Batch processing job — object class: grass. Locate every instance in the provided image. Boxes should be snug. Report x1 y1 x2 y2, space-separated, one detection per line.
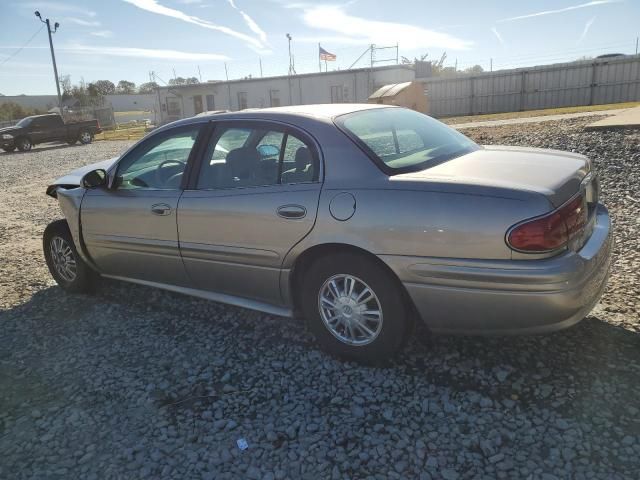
94 125 148 142
441 102 640 125
114 110 151 117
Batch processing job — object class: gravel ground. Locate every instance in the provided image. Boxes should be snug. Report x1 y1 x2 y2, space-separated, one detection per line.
1 120 639 479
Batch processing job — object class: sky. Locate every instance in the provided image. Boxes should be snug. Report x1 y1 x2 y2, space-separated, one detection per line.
0 0 638 95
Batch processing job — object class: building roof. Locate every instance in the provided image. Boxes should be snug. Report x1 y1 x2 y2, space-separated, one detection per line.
368 82 413 100
158 64 414 91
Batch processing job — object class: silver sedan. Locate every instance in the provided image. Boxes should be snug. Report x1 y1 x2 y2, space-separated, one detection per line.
43 104 612 362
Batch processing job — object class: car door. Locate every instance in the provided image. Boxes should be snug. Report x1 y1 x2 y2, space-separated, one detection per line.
28 117 48 144
81 124 204 286
177 120 322 305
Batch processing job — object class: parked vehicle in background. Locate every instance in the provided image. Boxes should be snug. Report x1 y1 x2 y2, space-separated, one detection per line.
42 104 612 363
0 113 102 152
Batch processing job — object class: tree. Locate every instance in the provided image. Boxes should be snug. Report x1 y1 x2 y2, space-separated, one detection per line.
464 65 484 74
116 80 136 94
138 81 159 93
168 76 199 86
92 80 116 95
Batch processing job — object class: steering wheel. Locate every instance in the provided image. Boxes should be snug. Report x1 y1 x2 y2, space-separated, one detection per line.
155 159 186 187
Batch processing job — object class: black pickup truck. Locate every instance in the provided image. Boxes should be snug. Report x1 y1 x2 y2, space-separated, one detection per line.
0 113 102 152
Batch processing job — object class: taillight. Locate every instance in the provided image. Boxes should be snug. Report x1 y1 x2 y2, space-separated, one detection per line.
507 194 587 252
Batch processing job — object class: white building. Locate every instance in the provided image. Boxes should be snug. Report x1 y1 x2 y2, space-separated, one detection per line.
157 65 416 123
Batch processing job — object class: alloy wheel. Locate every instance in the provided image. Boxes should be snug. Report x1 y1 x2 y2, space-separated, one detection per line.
50 236 77 282
318 274 383 346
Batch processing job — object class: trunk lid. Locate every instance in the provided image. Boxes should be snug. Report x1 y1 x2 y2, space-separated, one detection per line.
394 145 591 208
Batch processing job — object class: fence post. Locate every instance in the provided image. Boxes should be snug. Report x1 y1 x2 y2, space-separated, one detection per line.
520 71 526 111
589 61 597 106
469 77 475 116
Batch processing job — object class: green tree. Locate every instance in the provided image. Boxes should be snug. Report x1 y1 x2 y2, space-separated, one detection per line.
116 80 136 94
138 81 159 93
93 80 116 95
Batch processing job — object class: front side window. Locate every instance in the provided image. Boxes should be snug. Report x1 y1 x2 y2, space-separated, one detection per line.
197 125 317 190
336 108 478 173
116 126 201 190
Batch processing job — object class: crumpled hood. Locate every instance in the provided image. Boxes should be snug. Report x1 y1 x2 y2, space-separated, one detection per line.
47 156 119 192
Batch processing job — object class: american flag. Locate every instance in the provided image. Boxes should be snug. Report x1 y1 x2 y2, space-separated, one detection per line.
319 46 336 61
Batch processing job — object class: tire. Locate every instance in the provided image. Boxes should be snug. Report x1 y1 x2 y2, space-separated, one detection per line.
43 220 98 293
300 252 409 363
2 146 16 153
78 129 92 145
15 137 32 152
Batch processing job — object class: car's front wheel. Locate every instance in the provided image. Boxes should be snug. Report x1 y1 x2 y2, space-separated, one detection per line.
301 252 410 363
16 137 32 152
43 220 98 293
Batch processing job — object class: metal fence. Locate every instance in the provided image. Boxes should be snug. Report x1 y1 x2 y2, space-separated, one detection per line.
423 54 640 117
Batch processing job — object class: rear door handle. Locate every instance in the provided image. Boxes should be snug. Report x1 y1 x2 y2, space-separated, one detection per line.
277 204 307 219
151 203 171 216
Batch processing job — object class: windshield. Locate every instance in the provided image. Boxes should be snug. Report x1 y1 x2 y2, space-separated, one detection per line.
336 108 479 173
16 117 32 127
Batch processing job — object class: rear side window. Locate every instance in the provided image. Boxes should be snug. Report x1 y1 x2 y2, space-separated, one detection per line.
336 108 478 173
197 125 318 190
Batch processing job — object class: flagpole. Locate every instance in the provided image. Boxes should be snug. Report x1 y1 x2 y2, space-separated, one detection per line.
319 43 321 72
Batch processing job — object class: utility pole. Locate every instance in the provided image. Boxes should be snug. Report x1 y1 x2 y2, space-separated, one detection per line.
197 65 202 83
490 58 493 72
259 58 263 77
636 36 638 55
35 11 62 116
286 33 296 75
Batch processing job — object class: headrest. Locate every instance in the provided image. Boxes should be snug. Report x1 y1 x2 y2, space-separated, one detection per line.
226 147 260 178
294 146 312 171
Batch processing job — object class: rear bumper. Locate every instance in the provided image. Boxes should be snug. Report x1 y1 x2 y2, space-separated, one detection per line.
381 204 612 335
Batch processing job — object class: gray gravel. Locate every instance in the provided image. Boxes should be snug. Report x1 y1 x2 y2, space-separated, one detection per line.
1 121 639 479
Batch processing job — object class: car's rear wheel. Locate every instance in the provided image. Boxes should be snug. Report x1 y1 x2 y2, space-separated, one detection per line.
300 252 409 363
16 137 32 152
78 129 92 145
2 146 16 153
43 220 98 293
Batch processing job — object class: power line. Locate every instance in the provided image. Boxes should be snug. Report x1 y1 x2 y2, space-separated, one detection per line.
0 25 45 67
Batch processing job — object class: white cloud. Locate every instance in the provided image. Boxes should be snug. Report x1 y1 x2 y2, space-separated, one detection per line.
21 1 97 17
491 27 504 46
90 30 113 38
122 0 268 52
297 5 472 50
62 44 229 61
578 16 597 44
64 17 101 27
498 0 620 23
227 0 268 44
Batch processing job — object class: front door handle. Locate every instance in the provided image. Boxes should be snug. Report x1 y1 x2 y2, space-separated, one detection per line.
151 203 171 216
277 204 307 219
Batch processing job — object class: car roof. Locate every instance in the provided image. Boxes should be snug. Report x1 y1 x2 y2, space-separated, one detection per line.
159 103 396 135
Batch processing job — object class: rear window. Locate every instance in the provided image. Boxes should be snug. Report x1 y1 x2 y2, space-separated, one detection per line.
336 108 478 173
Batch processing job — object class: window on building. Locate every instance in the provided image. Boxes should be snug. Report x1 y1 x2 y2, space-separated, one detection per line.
167 99 181 117
193 95 204 114
206 94 215 111
237 92 248 110
330 85 344 103
269 90 281 107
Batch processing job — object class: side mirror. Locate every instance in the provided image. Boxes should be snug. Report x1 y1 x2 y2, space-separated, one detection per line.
257 144 280 159
81 169 107 189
